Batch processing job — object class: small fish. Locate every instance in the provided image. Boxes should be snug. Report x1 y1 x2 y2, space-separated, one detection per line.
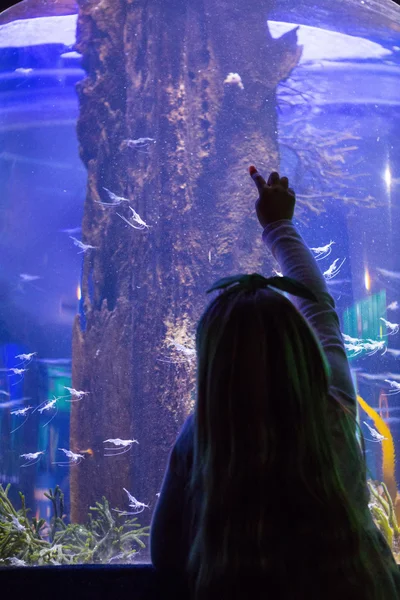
38 358 71 365
49 369 72 378
326 278 351 286
0 397 29 409
59 226 81 235
377 268 400 280
14 68 33 74
78 448 94 457
20 273 41 282
386 348 400 358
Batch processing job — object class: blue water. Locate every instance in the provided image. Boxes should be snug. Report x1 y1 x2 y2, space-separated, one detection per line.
0 0 400 566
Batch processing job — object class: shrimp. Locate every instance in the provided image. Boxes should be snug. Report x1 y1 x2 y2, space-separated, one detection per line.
342 333 359 344
64 386 89 401
11 405 33 416
387 301 399 311
53 448 85 466
69 236 97 254
15 352 37 367
120 138 155 153
343 335 386 357
158 337 196 365
116 206 150 230
344 342 365 357
20 451 44 467
33 396 59 427
363 421 386 442
15 352 37 361
384 379 400 395
323 258 346 280
97 187 130 207
310 240 335 261
8 368 26 376
0 367 28 386
113 488 149 515
37 398 57 413
103 438 139 456
380 317 399 336
10 405 33 433
10 515 25 532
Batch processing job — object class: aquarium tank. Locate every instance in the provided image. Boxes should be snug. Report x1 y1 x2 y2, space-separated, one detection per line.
0 0 400 567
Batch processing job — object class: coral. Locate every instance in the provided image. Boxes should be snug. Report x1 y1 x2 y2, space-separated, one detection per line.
0 485 149 566
368 480 400 563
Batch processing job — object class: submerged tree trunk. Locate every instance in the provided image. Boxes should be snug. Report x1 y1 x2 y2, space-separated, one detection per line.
70 0 302 524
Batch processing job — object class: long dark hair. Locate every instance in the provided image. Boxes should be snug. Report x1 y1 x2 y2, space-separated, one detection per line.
187 286 398 599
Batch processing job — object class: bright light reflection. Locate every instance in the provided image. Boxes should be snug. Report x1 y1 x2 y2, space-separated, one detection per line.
384 166 392 188
76 285 82 301
364 267 371 292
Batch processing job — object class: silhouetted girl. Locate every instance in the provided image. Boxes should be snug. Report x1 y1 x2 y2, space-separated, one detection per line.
151 169 400 599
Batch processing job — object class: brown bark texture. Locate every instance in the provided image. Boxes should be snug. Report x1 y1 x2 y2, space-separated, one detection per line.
70 0 302 524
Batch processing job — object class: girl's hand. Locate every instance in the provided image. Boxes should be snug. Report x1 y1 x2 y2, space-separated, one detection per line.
249 166 296 228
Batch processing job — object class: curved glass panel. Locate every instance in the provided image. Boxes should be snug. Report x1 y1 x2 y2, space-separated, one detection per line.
0 0 399 568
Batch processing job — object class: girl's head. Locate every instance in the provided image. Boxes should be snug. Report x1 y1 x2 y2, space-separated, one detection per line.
194 284 332 484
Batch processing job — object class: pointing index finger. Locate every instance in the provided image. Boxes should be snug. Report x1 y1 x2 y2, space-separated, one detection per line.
249 165 266 191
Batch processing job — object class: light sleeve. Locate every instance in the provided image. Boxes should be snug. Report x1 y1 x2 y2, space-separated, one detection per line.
262 219 357 416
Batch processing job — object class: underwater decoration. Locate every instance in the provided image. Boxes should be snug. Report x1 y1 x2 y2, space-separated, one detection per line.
0 484 149 566
357 394 399 520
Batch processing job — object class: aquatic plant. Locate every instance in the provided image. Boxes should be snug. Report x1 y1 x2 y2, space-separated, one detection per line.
0 484 149 566
368 480 400 563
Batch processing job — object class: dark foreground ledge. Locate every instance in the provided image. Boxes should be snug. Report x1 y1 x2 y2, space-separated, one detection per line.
2 563 400 598
0 564 189 599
